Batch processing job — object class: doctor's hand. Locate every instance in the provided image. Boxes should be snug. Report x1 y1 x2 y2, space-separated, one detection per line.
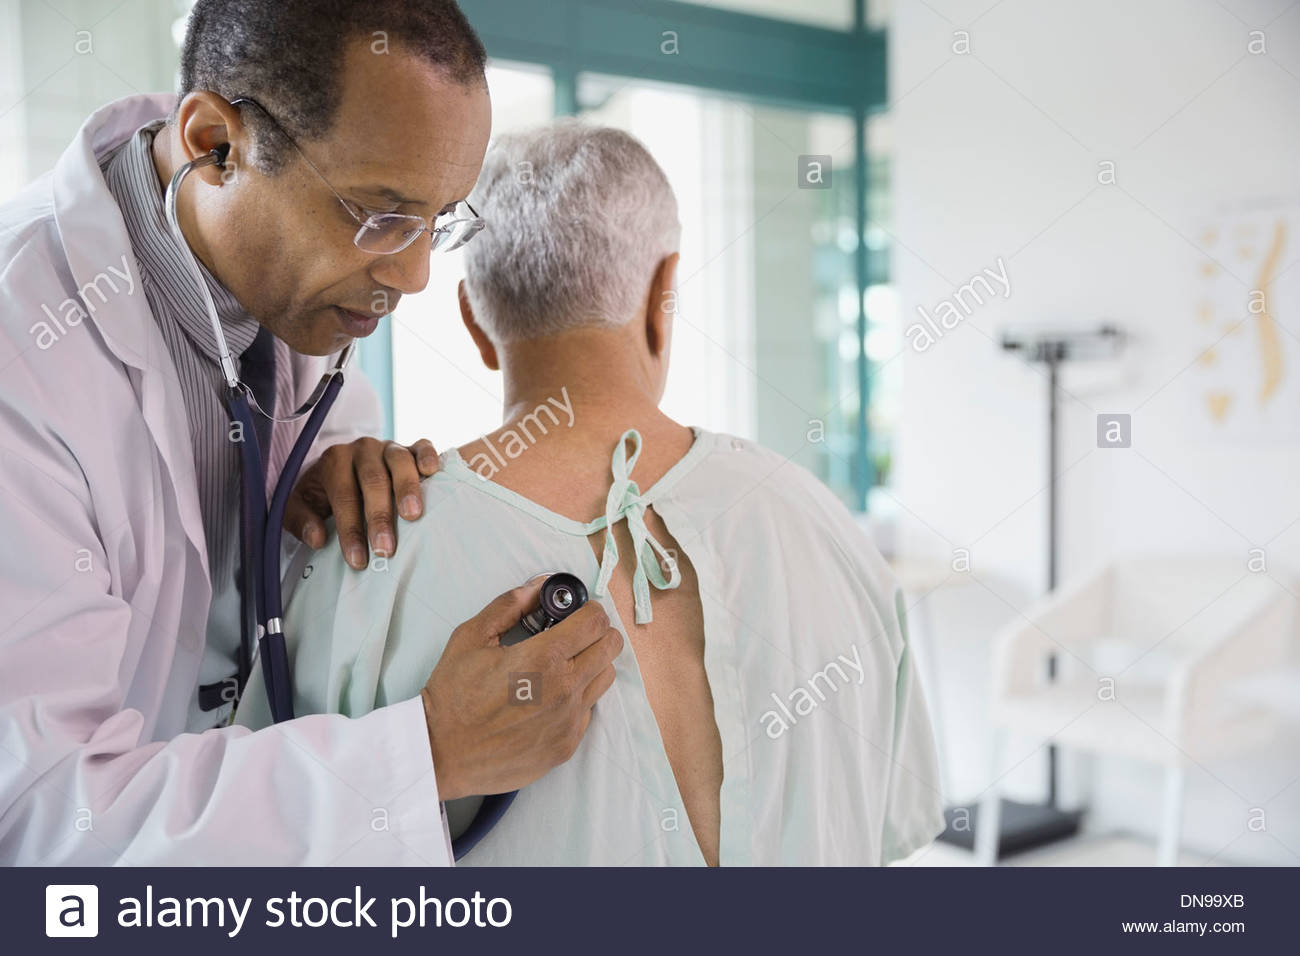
420 577 623 802
285 436 440 570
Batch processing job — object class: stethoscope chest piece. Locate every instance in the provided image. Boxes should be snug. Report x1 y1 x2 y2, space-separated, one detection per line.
500 572 589 647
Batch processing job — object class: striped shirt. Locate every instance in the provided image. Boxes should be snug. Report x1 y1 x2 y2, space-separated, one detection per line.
99 121 302 729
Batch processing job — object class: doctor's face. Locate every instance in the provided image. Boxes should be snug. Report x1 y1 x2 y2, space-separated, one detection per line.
202 39 492 356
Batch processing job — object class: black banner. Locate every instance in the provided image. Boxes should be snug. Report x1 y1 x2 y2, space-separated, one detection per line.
5 865 1292 953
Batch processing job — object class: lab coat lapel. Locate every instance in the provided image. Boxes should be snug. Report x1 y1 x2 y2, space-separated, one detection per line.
51 93 211 583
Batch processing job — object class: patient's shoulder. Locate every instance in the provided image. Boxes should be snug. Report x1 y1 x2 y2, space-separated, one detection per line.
684 431 857 521
674 430 893 581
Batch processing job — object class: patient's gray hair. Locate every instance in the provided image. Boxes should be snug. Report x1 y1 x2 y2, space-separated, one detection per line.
464 119 681 343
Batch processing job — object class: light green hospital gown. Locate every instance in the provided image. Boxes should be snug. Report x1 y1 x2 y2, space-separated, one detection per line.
234 426 946 865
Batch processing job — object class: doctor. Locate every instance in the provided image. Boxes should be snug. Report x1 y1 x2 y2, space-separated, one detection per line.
0 0 621 865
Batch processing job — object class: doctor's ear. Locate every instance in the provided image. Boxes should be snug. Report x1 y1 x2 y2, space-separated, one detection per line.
459 280 500 371
173 91 250 186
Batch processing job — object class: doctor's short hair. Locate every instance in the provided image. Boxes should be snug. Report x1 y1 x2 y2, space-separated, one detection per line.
464 120 682 344
179 0 486 172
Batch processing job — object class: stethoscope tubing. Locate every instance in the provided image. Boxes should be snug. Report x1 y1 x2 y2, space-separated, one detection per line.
453 791 518 861
228 371 346 725
231 390 266 698
258 372 346 723
165 146 353 727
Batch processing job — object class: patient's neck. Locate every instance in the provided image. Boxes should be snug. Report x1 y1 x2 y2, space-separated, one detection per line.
498 329 671 441
466 330 694 521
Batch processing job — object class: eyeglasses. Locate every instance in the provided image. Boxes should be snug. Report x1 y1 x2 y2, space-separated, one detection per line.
228 96 486 255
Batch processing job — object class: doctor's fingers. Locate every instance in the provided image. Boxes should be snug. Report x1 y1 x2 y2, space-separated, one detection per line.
383 438 439 522
528 601 612 661
531 626 620 712
464 576 552 644
572 629 622 706
282 465 332 549
311 442 374 569
338 438 421 564
409 438 439 476
579 661 618 712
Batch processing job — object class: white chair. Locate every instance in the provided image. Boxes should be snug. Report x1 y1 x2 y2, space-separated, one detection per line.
974 555 1296 866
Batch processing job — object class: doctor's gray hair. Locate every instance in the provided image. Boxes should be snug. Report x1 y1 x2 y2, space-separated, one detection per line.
179 0 486 172
464 120 682 344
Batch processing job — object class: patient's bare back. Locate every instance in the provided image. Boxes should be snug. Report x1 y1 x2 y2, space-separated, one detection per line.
461 421 723 865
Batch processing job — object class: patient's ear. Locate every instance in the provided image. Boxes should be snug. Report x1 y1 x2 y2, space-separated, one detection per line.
459 279 499 371
645 252 679 361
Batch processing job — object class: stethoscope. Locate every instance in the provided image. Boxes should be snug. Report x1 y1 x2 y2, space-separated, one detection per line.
164 144 354 725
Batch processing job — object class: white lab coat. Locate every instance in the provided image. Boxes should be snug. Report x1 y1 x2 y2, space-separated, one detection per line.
0 94 452 865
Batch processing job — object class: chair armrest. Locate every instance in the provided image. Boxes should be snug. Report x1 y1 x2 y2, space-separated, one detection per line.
1167 578 1297 738
991 564 1114 698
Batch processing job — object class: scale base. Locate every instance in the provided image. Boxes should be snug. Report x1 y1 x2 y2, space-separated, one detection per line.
936 798 1084 860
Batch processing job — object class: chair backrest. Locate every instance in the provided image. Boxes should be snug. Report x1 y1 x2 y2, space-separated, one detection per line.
1104 554 1292 658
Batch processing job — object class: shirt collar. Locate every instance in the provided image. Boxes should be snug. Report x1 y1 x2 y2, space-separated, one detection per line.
104 120 262 361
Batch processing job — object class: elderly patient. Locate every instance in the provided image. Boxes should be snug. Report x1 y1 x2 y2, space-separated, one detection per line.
235 120 945 866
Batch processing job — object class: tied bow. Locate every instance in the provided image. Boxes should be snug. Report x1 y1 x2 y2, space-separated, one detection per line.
590 429 681 623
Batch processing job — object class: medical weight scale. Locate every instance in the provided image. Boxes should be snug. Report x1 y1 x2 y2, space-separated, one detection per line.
935 325 1123 860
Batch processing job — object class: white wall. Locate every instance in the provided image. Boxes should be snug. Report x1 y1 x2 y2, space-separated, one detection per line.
892 0 1300 864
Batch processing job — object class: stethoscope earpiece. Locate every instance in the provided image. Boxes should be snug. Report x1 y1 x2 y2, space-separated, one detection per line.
211 142 231 168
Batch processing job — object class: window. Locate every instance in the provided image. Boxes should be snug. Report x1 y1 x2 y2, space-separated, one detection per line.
573 75 863 505
863 112 898 505
386 62 554 449
386 2 889 509
677 0 858 31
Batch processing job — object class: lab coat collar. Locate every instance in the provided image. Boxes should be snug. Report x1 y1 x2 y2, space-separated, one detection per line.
50 93 213 584
103 119 264 365
51 92 177 373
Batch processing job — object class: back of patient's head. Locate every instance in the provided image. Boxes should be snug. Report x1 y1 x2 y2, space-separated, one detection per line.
464 121 681 345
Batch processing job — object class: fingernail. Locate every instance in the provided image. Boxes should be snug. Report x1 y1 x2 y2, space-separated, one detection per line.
303 521 322 548
400 494 421 520
419 455 437 472
346 546 366 569
376 531 395 557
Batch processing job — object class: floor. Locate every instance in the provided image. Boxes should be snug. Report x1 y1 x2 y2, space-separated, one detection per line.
892 832 1226 867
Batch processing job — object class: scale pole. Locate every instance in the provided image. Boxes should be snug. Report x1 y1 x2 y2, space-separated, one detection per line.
1046 348 1060 807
